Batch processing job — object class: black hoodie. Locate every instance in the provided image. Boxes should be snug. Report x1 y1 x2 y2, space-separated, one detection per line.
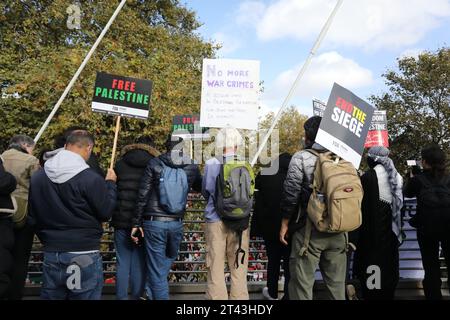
251 153 292 241
133 151 202 225
112 144 160 229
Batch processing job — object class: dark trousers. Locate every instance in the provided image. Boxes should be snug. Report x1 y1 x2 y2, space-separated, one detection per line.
264 239 291 300
114 228 146 300
0 218 14 299
417 230 450 300
7 223 34 300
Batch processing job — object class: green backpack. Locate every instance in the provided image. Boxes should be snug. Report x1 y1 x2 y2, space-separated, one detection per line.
214 158 255 268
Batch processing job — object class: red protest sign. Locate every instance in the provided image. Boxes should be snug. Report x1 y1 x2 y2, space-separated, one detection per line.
364 110 389 148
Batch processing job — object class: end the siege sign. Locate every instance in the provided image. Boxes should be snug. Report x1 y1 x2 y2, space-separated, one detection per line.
315 83 375 169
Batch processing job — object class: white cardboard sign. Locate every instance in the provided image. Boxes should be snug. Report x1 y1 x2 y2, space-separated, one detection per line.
200 59 260 130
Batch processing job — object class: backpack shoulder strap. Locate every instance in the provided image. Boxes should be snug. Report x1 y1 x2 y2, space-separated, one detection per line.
305 149 319 157
299 217 313 257
234 231 246 269
306 149 324 190
157 157 167 167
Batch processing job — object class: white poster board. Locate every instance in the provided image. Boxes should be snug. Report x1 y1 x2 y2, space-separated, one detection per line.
313 99 326 117
200 59 260 130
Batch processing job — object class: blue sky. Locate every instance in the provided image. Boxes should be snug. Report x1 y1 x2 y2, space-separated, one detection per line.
184 0 450 117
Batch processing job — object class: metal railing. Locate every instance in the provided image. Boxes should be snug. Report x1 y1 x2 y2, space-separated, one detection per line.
25 197 446 287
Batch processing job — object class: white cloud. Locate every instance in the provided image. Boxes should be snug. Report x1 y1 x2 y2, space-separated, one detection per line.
258 101 275 119
236 1 266 26
264 51 373 103
210 1 266 57
248 0 450 50
399 48 424 59
212 32 242 56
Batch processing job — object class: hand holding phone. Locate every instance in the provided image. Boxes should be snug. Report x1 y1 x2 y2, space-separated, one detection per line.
131 227 144 246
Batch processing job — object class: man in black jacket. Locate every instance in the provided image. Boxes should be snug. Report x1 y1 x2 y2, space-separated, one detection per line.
132 134 201 300
0 158 17 299
251 153 292 300
112 136 160 300
28 130 117 300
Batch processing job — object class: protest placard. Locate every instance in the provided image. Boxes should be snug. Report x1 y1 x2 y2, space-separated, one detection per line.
313 99 327 117
92 72 153 119
315 83 375 168
91 72 153 169
200 59 260 130
364 110 389 148
172 114 209 140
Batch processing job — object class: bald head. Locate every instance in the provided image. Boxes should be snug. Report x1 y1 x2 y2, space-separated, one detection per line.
65 130 94 161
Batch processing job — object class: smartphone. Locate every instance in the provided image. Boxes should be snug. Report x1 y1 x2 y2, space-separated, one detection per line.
132 229 143 246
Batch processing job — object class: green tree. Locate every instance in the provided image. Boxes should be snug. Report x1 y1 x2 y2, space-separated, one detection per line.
0 0 217 166
259 106 308 156
370 47 450 173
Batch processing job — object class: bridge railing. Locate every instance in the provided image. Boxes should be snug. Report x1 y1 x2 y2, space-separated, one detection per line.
25 196 447 287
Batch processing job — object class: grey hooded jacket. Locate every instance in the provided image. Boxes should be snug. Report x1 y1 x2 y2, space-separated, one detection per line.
280 143 327 231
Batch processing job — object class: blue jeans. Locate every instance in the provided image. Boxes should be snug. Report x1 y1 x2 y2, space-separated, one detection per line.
114 228 146 300
41 252 103 300
142 220 183 300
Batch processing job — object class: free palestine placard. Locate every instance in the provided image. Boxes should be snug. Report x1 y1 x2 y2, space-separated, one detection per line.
200 59 260 130
364 110 389 148
315 83 375 168
92 72 152 119
172 114 209 140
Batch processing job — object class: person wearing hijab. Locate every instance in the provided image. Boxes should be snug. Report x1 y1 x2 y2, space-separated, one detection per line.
352 146 404 300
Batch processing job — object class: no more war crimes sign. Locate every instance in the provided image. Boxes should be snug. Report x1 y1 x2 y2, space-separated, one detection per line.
92 72 153 119
315 83 375 168
200 59 260 130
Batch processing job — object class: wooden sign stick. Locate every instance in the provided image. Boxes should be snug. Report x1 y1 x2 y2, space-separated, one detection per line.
110 116 121 170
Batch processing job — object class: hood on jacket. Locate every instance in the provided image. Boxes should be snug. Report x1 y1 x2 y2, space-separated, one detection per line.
44 150 89 184
159 151 193 169
43 148 63 162
121 144 160 168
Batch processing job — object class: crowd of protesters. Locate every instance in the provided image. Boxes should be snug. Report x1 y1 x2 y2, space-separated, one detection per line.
0 116 449 301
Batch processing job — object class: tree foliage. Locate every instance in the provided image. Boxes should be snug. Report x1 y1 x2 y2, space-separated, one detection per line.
0 0 217 166
370 47 450 173
259 106 308 156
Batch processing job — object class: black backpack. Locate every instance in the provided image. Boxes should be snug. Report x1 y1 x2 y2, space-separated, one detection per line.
416 175 450 233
